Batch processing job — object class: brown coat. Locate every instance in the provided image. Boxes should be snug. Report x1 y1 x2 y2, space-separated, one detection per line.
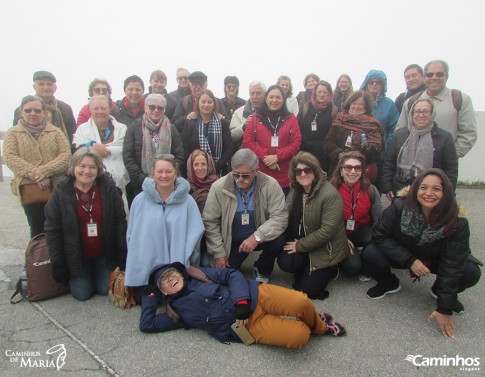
3 122 71 200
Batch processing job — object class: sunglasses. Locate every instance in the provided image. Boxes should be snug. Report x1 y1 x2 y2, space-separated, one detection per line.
93 87 109 94
232 172 253 179
160 268 178 285
368 80 382 86
177 76 189 81
23 108 43 114
148 105 165 112
294 167 313 176
343 164 362 173
425 72 446 78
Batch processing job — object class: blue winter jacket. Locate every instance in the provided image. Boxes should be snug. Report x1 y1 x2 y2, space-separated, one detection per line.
360 70 399 148
139 263 260 343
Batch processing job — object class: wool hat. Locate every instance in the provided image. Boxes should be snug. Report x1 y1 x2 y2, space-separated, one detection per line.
188 71 208 83
124 75 145 91
33 71 56 82
224 76 240 86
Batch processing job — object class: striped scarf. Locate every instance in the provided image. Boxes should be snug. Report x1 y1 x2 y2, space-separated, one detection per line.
198 114 222 163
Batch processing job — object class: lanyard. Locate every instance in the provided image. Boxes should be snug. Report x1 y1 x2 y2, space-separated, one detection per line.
350 186 361 220
76 186 96 222
238 188 254 213
266 116 281 135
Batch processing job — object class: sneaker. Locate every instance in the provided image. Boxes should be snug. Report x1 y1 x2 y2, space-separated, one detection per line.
323 319 347 337
366 278 401 299
358 274 372 282
319 311 334 322
252 267 269 284
430 283 464 314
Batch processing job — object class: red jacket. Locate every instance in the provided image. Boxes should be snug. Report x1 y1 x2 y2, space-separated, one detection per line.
242 113 301 188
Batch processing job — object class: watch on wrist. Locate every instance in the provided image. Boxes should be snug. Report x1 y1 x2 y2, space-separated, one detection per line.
254 234 261 243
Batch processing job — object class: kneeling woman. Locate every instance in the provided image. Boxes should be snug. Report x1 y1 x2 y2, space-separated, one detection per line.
363 168 482 338
125 154 204 303
278 152 349 299
45 147 128 301
140 262 346 348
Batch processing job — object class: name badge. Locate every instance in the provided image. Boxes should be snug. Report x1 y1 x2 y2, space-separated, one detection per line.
346 219 355 231
345 133 353 148
311 120 317 131
87 222 98 237
271 135 279 147
241 213 250 225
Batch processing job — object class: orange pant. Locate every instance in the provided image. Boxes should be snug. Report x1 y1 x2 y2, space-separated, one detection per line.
246 284 326 349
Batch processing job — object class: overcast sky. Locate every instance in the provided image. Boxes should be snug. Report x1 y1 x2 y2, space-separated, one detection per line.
1 0 483 132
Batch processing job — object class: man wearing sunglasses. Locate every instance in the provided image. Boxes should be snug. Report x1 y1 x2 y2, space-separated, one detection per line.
13 71 76 143
396 60 477 158
203 149 287 283
168 68 191 102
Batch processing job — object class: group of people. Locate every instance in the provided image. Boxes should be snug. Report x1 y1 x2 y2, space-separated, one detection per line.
2 59 481 347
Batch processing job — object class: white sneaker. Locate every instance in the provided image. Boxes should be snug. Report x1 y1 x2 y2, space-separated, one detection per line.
358 274 372 282
252 267 269 284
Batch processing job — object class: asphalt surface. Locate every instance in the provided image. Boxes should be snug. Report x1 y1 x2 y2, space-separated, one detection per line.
0 180 484 377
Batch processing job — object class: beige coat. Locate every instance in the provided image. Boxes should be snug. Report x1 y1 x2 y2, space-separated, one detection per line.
203 172 288 260
3 122 71 200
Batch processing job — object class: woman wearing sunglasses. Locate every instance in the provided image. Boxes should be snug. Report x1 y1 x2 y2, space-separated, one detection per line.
122 93 184 207
330 151 382 278
277 152 348 300
4 95 71 238
76 78 118 127
125 154 204 303
324 90 384 184
381 99 458 201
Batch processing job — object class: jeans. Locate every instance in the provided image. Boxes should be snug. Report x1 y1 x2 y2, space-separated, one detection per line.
69 255 110 301
229 234 285 275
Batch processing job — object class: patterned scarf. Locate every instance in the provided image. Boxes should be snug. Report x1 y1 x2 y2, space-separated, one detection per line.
141 113 172 175
332 111 384 147
44 99 68 138
186 153 218 190
401 207 444 246
198 114 222 163
396 103 436 182
20 119 47 140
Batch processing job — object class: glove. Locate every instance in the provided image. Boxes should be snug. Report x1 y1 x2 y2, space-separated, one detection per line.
235 303 250 320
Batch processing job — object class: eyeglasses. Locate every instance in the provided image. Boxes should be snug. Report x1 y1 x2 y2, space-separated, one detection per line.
343 164 362 172
93 87 109 94
413 109 431 116
177 76 188 81
367 80 382 86
160 268 178 285
23 108 43 114
232 172 253 180
148 105 165 112
425 72 446 78
294 167 313 176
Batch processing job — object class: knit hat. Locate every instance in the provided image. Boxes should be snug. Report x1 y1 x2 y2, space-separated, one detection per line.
33 71 56 82
124 75 145 91
224 76 239 86
188 71 208 83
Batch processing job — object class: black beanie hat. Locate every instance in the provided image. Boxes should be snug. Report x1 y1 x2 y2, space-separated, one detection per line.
124 75 144 91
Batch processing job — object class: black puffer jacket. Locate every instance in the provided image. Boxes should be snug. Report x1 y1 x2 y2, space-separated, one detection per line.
114 99 144 128
372 198 470 315
122 118 185 196
45 174 128 282
381 124 458 195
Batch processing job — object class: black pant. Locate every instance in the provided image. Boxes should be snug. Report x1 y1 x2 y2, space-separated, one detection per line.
363 243 481 291
339 224 373 275
23 202 46 238
229 234 285 275
277 251 338 299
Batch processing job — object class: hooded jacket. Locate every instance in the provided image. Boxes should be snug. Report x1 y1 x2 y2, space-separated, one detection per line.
360 70 399 148
139 262 260 343
125 177 204 286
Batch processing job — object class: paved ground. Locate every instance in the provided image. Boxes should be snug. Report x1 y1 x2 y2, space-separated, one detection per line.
0 180 483 377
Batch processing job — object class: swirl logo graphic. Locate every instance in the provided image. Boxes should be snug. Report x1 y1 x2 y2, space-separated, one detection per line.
46 344 66 371
404 355 421 366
